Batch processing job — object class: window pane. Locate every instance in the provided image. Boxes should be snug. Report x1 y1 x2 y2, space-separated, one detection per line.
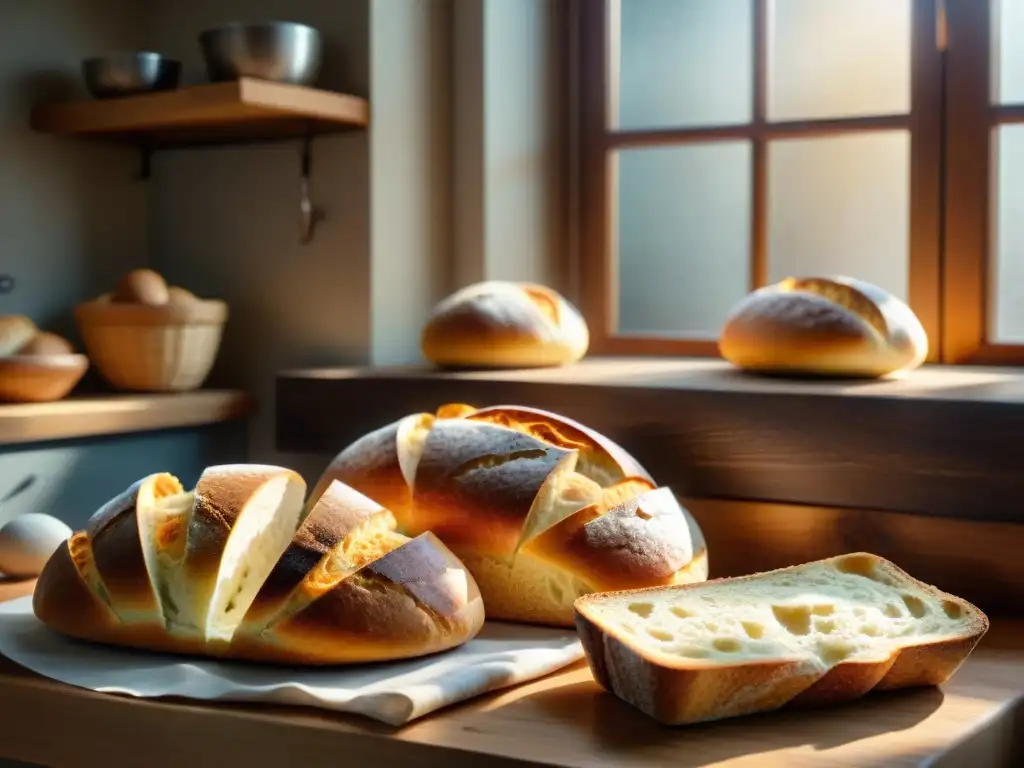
614 0 752 130
615 143 751 337
767 0 912 121
991 125 1024 342
996 0 1024 104
767 131 910 302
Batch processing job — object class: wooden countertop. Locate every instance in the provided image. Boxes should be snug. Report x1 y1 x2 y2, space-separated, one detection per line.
1 579 1023 767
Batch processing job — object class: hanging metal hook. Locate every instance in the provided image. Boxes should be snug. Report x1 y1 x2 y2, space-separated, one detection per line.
299 133 326 244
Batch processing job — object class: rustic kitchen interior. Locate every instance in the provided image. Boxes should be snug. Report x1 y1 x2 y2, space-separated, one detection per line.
3 1 1024 766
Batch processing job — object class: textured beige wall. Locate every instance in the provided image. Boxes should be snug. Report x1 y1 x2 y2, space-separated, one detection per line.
452 0 566 293
369 0 453 365
0 1 246 534
0 0 150 338
145 0 561 474
149 0 373 475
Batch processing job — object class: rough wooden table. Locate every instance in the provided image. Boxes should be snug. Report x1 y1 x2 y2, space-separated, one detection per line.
1 579 1022 767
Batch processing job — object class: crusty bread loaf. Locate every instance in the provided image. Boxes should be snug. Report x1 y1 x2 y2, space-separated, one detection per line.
574 553 988 726
719 276 928 378
32 466 485 665
421 281 590 368
313 404 707 627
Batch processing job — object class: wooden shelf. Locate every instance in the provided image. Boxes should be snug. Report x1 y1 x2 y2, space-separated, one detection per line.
276 358 1024 523
0 390 253 446
30 78 369 148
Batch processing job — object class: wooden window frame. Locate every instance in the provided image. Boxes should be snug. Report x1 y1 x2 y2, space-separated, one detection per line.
575 0 946 361
943 0 1024 363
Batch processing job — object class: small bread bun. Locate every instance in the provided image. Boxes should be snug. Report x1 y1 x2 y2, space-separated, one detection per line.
719 276 928 379
17 331 75 356
113 268 170 306
0 315 37 357
421 281 589 369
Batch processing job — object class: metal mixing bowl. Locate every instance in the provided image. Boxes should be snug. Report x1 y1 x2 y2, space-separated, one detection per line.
82 53 181 99
199 21 322 85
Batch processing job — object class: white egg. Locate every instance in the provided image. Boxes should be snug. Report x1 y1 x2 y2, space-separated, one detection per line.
0 513 73 578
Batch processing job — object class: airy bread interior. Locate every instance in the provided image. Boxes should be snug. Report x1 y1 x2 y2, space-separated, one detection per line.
205 475 307 642
139 489 196 628
396 413 435 486
514 452 603 554
580 554 980 671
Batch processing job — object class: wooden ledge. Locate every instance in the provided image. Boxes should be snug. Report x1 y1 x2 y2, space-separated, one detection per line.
276 358 1024 522
0 390 253 446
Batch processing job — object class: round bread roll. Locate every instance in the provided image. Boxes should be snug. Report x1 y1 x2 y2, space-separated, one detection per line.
719 276 929 378
313 404 707 627
0 315 37 357
17 331 74 356
32 465 484 664
167 286 199 307
112 268 170 305
421 281 589 368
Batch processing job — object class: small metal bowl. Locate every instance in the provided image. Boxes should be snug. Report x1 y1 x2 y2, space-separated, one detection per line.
82 52 182 99
199 21 322 86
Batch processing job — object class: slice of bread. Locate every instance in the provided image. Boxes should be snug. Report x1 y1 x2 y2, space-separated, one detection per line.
574 553 989 726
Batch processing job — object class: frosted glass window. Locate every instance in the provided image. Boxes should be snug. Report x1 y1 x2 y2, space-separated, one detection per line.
990 125 1024 342
615 143 751 337
767 0 912 121
615 0 752 130
767 132 911 302
996 0 1024 104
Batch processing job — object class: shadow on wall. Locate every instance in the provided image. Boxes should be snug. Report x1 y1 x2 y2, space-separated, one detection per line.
0 424 248 530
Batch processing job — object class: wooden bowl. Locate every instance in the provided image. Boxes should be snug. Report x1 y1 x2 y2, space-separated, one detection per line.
0 355 89 403
74 299 228 393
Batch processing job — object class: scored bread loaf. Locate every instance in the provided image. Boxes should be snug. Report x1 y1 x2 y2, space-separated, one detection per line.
421 281 590 368
313 404 707 627
574 553 988 726
719 276 928 378
33 465 484 664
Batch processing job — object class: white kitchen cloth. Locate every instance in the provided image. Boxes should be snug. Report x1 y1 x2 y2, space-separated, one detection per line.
0 596 584 726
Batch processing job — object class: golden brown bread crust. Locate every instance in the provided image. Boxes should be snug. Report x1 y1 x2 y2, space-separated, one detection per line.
33 534 121 644
308 413 429 526
466 405 652 484
242 481 390 628
573 553 989 725
421 281 590 369
412 418 574 556
527 486 708 592
86 474 183 625
32 534 208 657
32 467 485 664
315 404 707 627
238 533 485 665
719 276 929 378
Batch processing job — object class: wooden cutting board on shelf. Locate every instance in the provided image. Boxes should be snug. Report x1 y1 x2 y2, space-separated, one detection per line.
0 581 1023 767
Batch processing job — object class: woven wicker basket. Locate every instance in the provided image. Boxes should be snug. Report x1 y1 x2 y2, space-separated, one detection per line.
74 299 228 392
0 355 89 402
